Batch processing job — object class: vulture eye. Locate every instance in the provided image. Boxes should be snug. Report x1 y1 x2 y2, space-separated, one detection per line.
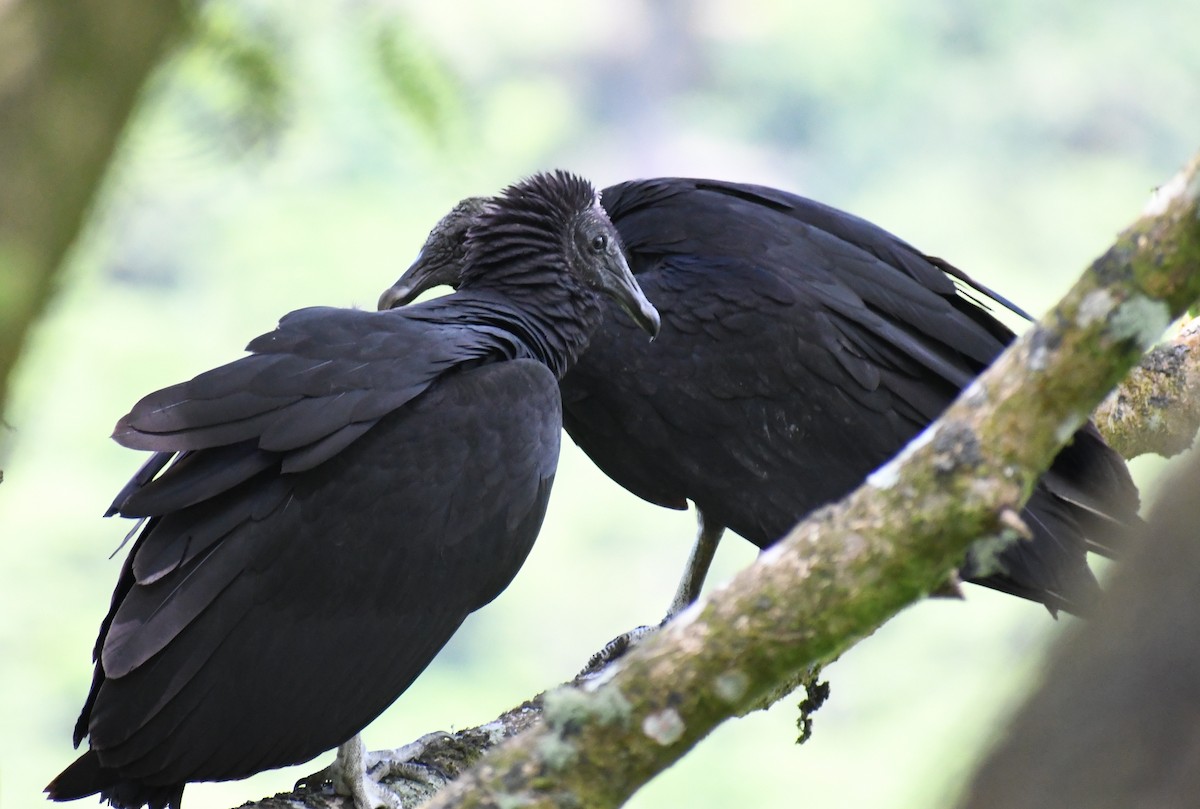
590 234 608 252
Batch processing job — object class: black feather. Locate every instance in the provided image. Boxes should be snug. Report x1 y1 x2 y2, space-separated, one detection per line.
382 176 1142 617
48 171 652 809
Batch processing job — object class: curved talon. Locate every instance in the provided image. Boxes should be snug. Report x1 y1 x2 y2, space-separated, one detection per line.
295 730 456 808
293 766 335 795
332 734 403 809
579 624 658 677
370 731 453 793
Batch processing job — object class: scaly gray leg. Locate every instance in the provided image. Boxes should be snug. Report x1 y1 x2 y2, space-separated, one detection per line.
666 509 726 616
332 734 402 809
579 510 728 678
297 729 451 801
297 731 453 809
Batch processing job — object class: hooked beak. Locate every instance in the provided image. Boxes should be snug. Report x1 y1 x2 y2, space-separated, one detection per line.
378 250 458 311
598 249 660 339
379 197 490 311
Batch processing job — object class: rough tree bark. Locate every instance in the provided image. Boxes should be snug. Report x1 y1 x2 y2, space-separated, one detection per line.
1093 316 1200 460
238 156 1200 809
0 0 186 425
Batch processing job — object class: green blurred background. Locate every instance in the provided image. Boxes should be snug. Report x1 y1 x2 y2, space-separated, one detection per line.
3 1 1197 807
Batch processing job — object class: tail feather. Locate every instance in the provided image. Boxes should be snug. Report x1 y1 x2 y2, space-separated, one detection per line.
47 750 183 809
959 487 1101 617
959 422 1143 617
1039 422 1143 558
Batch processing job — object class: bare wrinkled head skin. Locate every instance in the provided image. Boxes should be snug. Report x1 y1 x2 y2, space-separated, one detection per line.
562 195 661 338
377 197 487 311
380 180 660 338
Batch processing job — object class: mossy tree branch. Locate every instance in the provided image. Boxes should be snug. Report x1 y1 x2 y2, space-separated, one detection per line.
1094 316 1200 459
241 156 1200 809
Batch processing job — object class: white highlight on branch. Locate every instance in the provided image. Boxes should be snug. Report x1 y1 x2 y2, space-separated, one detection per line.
1143 169 1188 217
1111 295 1173 352
642 708 685 746
714 670 749 703
867 424 939 490
1056 413 1087 444
1077 289 1116 328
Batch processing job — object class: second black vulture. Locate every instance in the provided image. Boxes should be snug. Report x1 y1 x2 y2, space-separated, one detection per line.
46 171 659 809
379 177 1141 618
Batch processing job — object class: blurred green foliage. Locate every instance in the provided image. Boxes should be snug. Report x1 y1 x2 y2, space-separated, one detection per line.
176 2 291 152
2 1 1195 807
372 20 464 146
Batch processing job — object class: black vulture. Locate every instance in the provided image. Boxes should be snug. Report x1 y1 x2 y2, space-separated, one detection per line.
46 171 660 809
379 177 1141 618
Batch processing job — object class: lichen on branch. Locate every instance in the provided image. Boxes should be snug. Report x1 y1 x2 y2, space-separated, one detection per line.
1094 317 1200 459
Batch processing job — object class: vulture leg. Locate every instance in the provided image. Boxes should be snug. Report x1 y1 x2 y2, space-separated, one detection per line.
369 731 455 795
579 511 727 677
301 732 453 808
666 509 726 617
578 624 658 677
331 734 402 809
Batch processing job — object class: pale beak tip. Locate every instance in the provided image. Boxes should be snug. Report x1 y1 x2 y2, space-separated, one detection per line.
378 283 413 311
638 302 661 340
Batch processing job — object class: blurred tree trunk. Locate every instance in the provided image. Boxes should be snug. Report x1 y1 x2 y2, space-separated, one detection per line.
955 443 1200 809
0 0 185 429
